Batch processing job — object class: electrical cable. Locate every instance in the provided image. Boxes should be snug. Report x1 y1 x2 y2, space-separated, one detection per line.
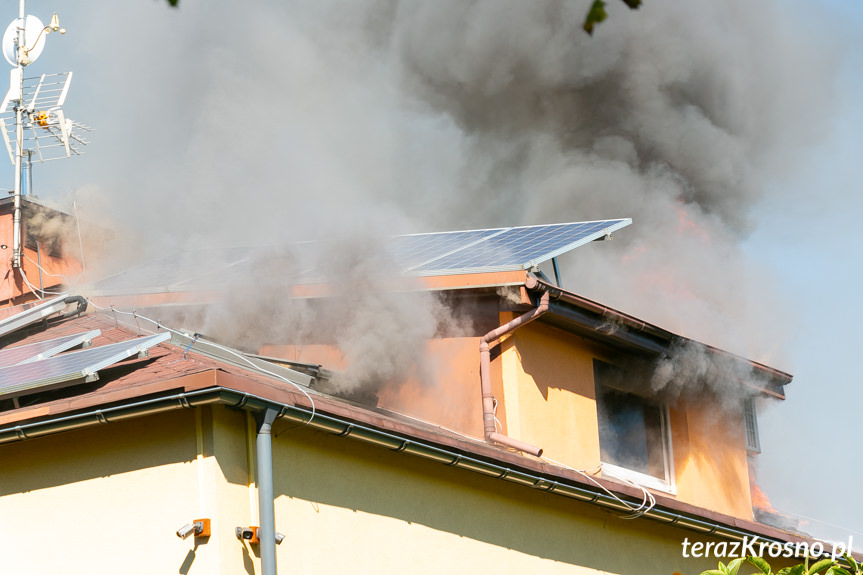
85 299 316 426
24 254 83 286
540 455 656 518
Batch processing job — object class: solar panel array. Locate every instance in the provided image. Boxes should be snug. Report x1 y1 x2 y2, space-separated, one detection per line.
0 330 100 368
0 294 70 338
0 333 169 401
89 219 632 294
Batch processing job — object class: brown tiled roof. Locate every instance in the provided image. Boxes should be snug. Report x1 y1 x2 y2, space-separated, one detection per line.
0 312 291 425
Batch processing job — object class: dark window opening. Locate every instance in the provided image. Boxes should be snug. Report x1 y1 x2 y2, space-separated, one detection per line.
594 360 671 484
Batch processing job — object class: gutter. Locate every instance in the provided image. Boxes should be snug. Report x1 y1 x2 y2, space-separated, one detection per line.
0 387 809 550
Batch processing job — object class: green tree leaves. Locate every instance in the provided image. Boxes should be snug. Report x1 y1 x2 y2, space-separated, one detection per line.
700 553 861 575
583 0 642 35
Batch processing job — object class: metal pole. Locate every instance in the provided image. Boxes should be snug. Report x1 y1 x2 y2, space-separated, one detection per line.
256 408 278 575
11 0 25 269
35 239 43 295
552 257 562 288
25 149 32 196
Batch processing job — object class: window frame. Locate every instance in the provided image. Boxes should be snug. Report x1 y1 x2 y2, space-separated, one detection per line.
593 360 677 494
743 397 761 454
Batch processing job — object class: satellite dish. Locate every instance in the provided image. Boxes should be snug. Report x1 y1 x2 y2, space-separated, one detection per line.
2 15 46 67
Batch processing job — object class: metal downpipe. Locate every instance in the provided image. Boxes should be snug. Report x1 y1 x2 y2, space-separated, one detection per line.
256 408 279 575
479 290 549 457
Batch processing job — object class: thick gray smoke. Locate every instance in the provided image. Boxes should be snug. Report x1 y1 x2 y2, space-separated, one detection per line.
38 1 843 387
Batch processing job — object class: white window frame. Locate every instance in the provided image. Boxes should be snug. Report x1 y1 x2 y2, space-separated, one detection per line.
595 384 676 494
599 402 676 495
743 397 761 454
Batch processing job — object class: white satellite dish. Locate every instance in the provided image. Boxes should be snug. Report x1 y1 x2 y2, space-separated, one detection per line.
2 15 46 67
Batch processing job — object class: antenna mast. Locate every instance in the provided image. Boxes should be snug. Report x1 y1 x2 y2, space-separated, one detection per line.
11 0 24 269
0 0 86 272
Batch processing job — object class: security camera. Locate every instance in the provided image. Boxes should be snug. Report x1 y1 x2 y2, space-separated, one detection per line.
176 519 210 539
236 527 256 541
176 522 201 540
235 527 285 545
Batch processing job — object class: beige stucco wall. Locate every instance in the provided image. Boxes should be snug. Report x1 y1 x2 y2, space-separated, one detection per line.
0 401 754 575
269 419 725 575
498 319 604 471
0 407 257 575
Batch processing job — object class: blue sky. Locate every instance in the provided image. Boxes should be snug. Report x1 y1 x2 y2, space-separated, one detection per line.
743 2 863 541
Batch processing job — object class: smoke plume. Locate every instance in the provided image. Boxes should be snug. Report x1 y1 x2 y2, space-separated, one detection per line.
38 0 845 387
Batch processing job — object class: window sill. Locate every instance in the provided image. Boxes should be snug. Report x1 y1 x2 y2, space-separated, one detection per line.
600 462 677 496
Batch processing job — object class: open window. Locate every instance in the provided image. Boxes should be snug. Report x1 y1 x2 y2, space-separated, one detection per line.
593 360 675 493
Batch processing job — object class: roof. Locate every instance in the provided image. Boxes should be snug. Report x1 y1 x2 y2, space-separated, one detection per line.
0 309 817 554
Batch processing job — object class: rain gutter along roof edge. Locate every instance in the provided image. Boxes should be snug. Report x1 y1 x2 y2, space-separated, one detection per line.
0 386 815 551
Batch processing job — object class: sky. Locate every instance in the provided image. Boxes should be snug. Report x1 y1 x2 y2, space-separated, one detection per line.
2 0 862 546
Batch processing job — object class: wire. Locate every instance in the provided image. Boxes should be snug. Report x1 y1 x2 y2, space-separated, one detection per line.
18 266 67 298
24 254 84 286
378 402 653 517
492 397 502 433
73 201 87 281
16 266 43 299
85 299 317 426
540 455 656 519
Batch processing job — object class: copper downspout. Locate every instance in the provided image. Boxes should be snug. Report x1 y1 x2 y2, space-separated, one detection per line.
479 288 548 457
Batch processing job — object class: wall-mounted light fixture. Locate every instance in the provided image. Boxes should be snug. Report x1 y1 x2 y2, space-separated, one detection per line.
176 518 211 540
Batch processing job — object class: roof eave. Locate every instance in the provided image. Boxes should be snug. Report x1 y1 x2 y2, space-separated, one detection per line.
524 277 792 396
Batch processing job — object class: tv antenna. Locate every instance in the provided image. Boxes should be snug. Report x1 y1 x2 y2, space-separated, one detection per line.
0 1 91 270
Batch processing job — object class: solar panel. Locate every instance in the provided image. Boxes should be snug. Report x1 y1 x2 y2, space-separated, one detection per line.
0 332 169 401
0 294 70 338
388 229 503 270
0 330 100 368
88 219 633 295
407 219 631 275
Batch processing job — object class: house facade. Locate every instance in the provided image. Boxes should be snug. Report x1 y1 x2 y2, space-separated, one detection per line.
0 209 814 575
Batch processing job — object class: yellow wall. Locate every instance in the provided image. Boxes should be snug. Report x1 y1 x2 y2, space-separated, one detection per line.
0 407 258 575
0 403 760 575
673 398 754 519
505 320 754 520
262 338 485 438
499 320 603 471
261 309 757 522
269 419 725 575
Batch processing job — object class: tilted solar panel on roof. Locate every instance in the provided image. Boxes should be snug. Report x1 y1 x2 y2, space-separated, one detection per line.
88 219 632 294
0 294 70 338
0 330 101 368
0 333 169 401
406 219 631 275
